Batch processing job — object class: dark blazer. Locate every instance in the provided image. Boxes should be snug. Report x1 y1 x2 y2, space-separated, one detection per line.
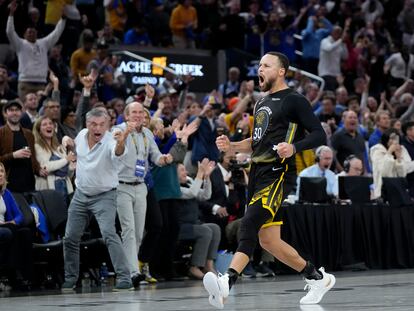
0 124 40 175
191 117 220 164
20 112 34 130
199 166 243 218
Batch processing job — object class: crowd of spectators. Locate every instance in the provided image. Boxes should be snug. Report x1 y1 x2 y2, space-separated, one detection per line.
1 0 414 290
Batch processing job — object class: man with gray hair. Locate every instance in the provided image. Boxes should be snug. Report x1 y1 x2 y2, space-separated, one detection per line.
62 108 133 291
114 101 173 287
296 145 338 199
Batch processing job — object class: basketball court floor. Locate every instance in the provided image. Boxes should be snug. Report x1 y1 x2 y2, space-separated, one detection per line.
2 269 414 311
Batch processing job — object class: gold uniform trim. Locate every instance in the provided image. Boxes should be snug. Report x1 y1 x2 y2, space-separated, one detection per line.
261 221 283 228
281 122 297 164
248 165 289 228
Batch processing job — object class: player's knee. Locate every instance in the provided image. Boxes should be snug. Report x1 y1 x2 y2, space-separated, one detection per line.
259 231 282 252
236 238 257 257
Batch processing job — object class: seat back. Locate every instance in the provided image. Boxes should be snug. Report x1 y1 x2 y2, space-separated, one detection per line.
382 177 412 207
11 192 35 228
32 190 68 238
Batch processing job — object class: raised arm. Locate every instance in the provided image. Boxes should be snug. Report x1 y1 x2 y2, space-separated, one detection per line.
6 0 22 49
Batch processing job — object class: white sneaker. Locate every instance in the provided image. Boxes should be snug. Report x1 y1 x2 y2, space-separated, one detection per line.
300 267 335 305
203 272 230 309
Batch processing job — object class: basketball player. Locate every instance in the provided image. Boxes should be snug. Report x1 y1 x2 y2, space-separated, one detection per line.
203 52 336 309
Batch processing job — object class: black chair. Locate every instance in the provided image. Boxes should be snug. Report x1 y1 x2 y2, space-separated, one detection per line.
382 177 413 207
32 190 67 241
30 190 68 287
11 192 36 229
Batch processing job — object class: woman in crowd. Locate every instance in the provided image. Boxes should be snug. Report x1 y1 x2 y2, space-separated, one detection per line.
33 116 76 204
370 128 414 198
177 159 219 279
0 161 33 289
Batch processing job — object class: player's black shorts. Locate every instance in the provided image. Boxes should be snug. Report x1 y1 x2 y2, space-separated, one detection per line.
247 162 296 227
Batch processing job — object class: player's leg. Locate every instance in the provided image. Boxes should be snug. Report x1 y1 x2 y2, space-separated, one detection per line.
258 225 336 304
203 201 271 309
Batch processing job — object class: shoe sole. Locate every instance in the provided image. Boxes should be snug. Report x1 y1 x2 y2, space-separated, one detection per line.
112 287 135 292
300 273 336 305
61 287 75 293
203 272 224 309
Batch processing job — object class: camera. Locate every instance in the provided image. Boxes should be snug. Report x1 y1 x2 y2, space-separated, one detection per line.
228 159 248 186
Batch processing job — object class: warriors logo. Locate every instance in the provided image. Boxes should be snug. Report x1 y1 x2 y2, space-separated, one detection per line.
253 108 270 141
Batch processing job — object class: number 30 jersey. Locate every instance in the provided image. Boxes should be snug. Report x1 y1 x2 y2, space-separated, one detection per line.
251 88 326 168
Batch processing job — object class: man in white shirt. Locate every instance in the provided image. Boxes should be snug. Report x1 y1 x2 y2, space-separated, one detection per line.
297 145 338 199
62 108 133 291
114 101 172 287
318 20 350 91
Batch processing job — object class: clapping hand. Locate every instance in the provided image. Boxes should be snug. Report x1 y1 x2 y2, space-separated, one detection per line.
175 121 199 144
159 154 173 166
197 158 215 178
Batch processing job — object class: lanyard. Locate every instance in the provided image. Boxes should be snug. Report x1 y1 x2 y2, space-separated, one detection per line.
131 131 148 158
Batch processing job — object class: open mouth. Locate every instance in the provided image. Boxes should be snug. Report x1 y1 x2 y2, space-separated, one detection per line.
259 74 265 85
94 133 102 139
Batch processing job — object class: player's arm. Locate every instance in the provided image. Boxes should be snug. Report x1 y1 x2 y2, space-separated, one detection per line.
216 135 252 154
277 94 326 158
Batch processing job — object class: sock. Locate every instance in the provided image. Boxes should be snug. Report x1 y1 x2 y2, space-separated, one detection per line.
226 268 239 289
301 261 323 280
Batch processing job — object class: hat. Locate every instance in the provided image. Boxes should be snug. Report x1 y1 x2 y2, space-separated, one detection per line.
227 97 240 111
3 99 22 112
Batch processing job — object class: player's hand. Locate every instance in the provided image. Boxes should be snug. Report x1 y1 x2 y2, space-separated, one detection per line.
274 142 295 158
216 135 230 152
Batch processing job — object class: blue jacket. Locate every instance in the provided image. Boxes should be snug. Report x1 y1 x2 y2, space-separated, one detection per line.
369 128 383 148
2 189 24 225
190 117 220 164
301 17 332 59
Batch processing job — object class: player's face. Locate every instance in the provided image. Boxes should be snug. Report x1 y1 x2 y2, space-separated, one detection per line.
258 54 285 92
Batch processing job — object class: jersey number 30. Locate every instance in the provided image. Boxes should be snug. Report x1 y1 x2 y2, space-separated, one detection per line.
253 127 263 140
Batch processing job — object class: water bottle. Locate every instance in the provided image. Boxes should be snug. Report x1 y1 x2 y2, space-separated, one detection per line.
100 262 109 286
